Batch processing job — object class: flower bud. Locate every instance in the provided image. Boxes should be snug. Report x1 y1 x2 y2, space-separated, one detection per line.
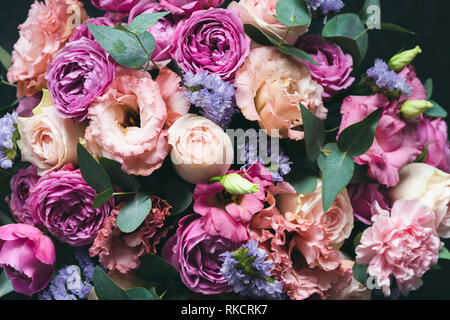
400 100 433 119
388 46 422 71
211 173 259 195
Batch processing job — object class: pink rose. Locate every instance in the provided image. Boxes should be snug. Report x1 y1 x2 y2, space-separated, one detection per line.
356 200 441 296
235 46 326 141
347 183 391 225
160 0 224 15
91 0 142 12
7 0 88 97
228 0 309 46
167 114 234 184
85 67 169 176
338 94 421 187
0 224 55 296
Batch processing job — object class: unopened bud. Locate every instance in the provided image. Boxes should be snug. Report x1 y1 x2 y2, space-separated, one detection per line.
388 46 422 71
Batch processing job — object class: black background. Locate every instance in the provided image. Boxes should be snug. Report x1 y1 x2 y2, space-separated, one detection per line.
0 0 449 299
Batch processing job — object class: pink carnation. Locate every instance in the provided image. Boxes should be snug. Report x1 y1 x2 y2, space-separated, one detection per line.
338 94 421 187
7 0 88 97
356 200 441 296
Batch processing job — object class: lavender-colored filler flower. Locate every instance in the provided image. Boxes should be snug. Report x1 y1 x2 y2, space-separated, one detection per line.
221 240 283 299
183 71 236 128
0 112 18 169
304 0 345 14
367 59 413 97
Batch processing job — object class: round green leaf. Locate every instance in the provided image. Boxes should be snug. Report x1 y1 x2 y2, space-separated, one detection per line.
116 192 152 233
127 287 159 300
300 104 326 161
275 0 311 27
93 267 130 300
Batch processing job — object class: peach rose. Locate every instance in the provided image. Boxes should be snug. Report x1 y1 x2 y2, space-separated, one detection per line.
17 97 85 175
228 0 309 46
7 0 87 97
168 114 234 184
276 180 354 249
235 46 326 140
85 67 169 176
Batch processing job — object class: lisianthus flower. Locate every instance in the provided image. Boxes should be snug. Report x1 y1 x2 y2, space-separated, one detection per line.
193 162 272 243
347 183 391 225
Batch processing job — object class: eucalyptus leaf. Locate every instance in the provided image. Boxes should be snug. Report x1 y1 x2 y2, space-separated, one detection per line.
127 287 159 300
0 46 12 71
0 270 13 298
300 104 326 161
439 247 450 260
353 263 369 285
274 0 310 27
243 24 279 46
77 143 112 193
158 172 193 215
285 158 319 195
0 210 13 226
93 188 114 209
93 267 130 300
127 12 170 34
136 254 179 283
317 142 339 172
424 78 433 100
99 158 141 191
424 100 447 118
278 46 318 65
380 23 417 35
116 192 152 233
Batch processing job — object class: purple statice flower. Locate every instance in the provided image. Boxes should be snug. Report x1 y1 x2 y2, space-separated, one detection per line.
183 71 236 128
0 112 19 169
74 248 95 281
220 240 283 299
304 0 345 14
367 59 413 97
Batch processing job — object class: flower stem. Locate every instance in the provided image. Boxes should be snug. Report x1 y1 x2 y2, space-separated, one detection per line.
278 27 291 47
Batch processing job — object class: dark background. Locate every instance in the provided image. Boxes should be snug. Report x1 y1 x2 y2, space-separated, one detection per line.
0 0 449 299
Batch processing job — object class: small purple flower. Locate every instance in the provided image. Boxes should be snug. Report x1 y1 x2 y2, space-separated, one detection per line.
0 112 18 169
184 71 236 128
304 0 345 14
367 59 413 97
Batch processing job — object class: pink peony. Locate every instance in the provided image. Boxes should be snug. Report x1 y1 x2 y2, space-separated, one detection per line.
356 200 441 296
0 224 55 296
193 162 272 242
347 183 391 225
160 0 224 16
91 0 143 12
89 196 172 274
85 66 169 176
235 46 325 141
338 94 421 187
7 0 88 97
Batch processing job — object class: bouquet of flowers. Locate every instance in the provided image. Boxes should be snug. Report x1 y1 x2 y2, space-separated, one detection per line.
0 0 448 301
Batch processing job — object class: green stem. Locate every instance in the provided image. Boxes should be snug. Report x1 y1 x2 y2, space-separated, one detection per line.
354 28 369 41
278 27 291 47
113 191 138 196
134 33 159 70
0 78 16 88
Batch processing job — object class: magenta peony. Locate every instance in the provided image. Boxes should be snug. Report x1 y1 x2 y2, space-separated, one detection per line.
69 16 117 42
0 224 55 296
91 0 142 12
296 35 355 101
27 164 113 247
171 8 250 81
347 183 391 225
160 0 224 15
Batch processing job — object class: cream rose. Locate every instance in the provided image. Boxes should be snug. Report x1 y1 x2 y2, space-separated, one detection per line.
17 97 85 175
168 114 234 184
228 0 309 46
388 163 450 238
276 180 354 249
235 46 326 140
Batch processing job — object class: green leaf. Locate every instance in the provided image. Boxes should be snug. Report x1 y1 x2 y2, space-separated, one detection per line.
322 149 354 211
0 270 13 298
87 23 155 69
414 144 429 163
93 267 131 300
158 174 193 215
116 192 152 233
424 78 433 100
0 46 12 71
431 264 443 271
439 247 450 260
0 210 13 226
359 0 380 25
424 100 448 118
99 158 141 191
353 264 369 285
274 0 310 27
337 108 381 157
380 23 417 35
126 287 159 300
322 13 369 65
77 143 112 193
286 158 319 195
127 12 170 33
243 24 279 47
93 188 114 209
136 254 179 284
300 104 326 161
317 142 339 172
350 164 375 184
278 46 318 65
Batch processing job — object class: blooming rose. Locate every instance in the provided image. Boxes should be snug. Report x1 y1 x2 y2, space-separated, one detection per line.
5 165 40 226
296 35 355 100
235 46 326 140
161 0 224 15
89 196 172 274
69 16 117 42
228 0 309 46
193 162 272 242
0 224 55 296
7 0 87 97
91 0 141 12
85 67 168 176
275 180 354 249
167 114 234 184
417 117 450 172
389 163 450 238
17 104 85 176
162 214 239 294
347 183 391 225
171 8 250 81
28 164 114 246
46 38 116 122
338 94 421 187
356 199 441 296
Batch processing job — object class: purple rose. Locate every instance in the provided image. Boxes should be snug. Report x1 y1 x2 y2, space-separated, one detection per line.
5 165 40 226
296 35 355 101
160 0 224 15
15 92 42 117
91 0 143 12
45 38 115 122
171 8 250 81
347 184 391 225
27 164 113 247
69 17 117 42
417 117 450 172
162 214 239 294
129 3 179 67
